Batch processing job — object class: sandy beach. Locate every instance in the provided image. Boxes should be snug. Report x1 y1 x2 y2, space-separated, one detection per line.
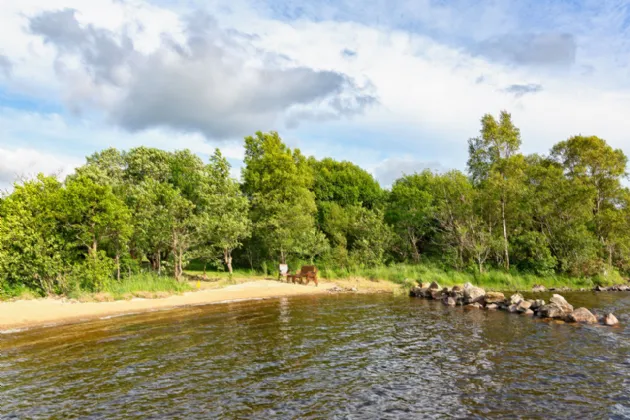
0 280 340 331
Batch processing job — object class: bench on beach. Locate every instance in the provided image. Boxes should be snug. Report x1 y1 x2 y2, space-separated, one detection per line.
289 265 318 287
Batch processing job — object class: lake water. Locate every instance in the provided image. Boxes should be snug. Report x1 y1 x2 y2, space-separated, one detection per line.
1 292 629 419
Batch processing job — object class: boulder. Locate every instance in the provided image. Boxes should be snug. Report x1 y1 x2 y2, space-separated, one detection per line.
431 290 443 300
530 299 545 310
537 295 574 319
603 313 619 326
420 282 431 289
517 300 532 312
538 304 567 319
484 292 505 304
443 296 456 307
409 286 424 297
594 285 606 292
549 294 574 313
508 304 519 313
466 302 483 309
429 281 441 290
486 303 498 310
532 285 546 293
463 283 486 304
510 293 524 305
567 307 598 324
522 309 534 316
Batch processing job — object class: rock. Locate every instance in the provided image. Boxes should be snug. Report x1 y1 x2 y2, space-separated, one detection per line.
510 293 524 305
484 292 505 304
619 285 629 292
508 304 519 313
537 296 574 319
522 309 534 316
409 286 423 297
466 302 483 309
452 285 463 292
431 290 443 300
594 285 606 292
532 285 546 293
517 300 532 312
420 282 431 289
603 313 619 326
567 307 598 324
549 294 574 313
530 299 545 310
463 283 486 304
443 296 456 306
429 281 441 290
486 303 498 310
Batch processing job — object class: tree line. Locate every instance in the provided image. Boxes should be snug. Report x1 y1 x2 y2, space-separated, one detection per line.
1 110 629 296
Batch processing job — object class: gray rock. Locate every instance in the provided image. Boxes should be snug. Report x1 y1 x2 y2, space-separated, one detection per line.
466 302 483 309
508 304 519 313
603 313 619 326
443 296 456 306
486 303 498 310
522 309 534 316
549 294 574 313
530 299 545 310
463 283 486 304
567 307 598 324
537 296 574 319
429 281 440 290
510 293 524 305
532 285 546 293
517 300 532 312
431 290 443 300
484 292 505 304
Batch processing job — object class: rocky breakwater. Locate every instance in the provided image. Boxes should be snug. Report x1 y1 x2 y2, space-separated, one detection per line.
410 282 619 326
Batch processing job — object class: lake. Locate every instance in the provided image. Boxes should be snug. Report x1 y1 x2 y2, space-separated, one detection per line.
1 292 629 419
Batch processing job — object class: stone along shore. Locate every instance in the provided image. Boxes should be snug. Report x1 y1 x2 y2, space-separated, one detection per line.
410 282 620 326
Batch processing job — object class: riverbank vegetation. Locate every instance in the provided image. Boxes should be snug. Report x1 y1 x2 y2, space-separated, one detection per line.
1 110 629 299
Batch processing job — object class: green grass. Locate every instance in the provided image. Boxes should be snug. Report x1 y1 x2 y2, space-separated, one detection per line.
103 273 192 300
315 263 626 292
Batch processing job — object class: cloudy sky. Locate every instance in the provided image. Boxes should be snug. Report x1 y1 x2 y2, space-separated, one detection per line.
1 0 630 189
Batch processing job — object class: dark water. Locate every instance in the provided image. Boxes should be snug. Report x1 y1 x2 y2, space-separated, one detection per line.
1 292 629 419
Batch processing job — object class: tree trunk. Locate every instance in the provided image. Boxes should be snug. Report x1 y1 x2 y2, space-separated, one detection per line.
280 246 286 264
157 252 161 276
224 248 233 275
501 196 510 270
409 228 420 263
116 253 120 282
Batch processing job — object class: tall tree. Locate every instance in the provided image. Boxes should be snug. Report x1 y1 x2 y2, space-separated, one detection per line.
242 131 316 264
468 110 523 270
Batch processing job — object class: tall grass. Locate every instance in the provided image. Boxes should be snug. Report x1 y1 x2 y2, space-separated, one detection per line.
104 273 191 299
317 263 621 291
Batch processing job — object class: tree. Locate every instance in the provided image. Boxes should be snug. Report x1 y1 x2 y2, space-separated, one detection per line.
242 131 316 264
195 149 251 275
386 171 436 263
60 175 132 285
468 110 523 270
0 175 69 294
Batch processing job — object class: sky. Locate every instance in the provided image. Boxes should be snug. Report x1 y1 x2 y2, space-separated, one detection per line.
1 0 630 190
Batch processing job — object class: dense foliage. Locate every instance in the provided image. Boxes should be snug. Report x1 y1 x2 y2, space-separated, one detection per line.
1 111 629 296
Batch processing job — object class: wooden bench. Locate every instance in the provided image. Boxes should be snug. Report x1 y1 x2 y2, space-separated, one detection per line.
289 265 318 287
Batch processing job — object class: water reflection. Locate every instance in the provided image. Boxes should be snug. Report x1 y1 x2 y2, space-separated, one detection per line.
0 293 628 419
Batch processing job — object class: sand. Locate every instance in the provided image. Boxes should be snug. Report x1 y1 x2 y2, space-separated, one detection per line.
0 280 336 331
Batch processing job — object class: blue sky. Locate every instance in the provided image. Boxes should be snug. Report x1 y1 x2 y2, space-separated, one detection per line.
1 0 630 189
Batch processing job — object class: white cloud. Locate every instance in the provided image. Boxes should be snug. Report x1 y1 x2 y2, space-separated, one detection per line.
1 0 630 183
0 147 81 191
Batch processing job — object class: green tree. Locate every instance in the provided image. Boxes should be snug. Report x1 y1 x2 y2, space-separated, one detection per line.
0 175 69 294
468 110 523 269
386 171 436 263
242 131 316 264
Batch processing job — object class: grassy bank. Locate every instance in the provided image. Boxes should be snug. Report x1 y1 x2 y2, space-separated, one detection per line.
1 274 192 302
191 262 626 293
318 263 627 292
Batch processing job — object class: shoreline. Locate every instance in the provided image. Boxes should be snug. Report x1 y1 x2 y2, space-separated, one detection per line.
0 280 349 332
